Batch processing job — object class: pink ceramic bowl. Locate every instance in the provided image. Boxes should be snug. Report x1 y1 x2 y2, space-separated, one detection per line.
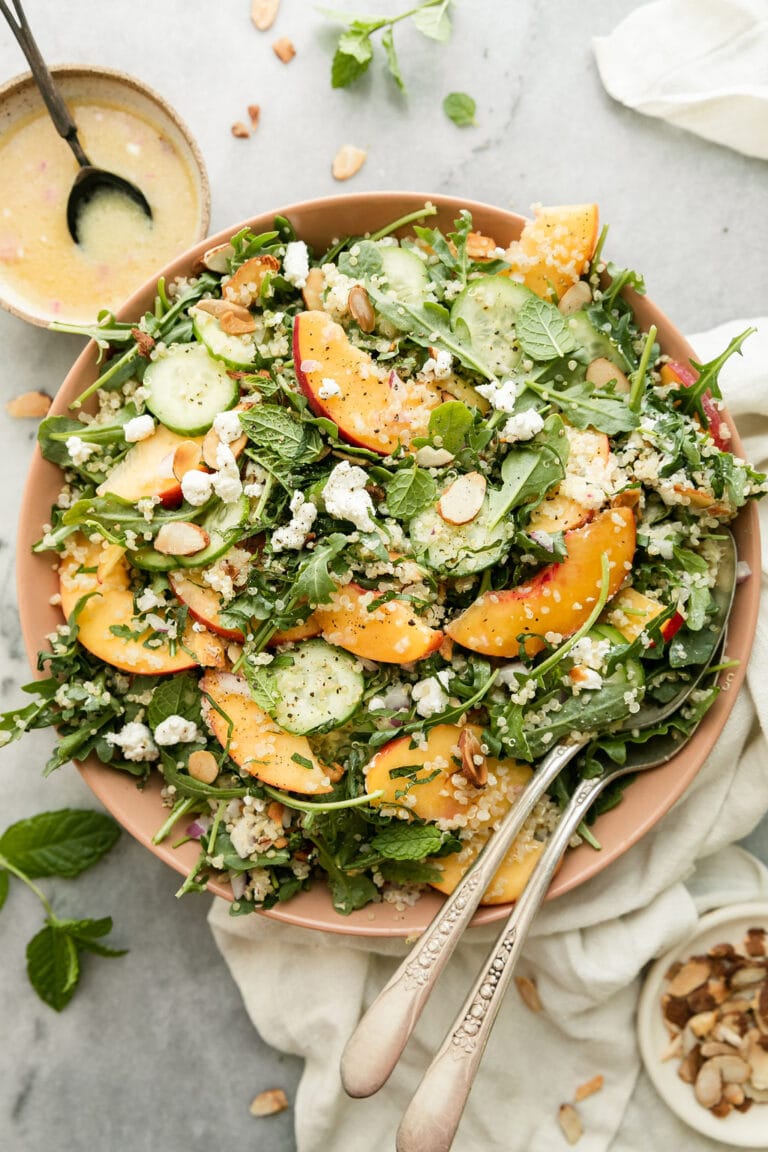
16 193 761 937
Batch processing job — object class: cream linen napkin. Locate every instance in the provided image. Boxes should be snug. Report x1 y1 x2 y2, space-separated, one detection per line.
209 319 768 1152
593 0 768 160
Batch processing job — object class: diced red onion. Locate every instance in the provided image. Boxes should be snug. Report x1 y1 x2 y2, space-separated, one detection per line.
186 817 211 840
529 530 555 552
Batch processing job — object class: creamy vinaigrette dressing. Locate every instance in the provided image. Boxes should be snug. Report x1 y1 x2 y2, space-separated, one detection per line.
0 101 199 321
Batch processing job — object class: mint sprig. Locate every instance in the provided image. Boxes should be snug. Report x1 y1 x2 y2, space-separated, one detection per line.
0 809 126 1011
322 0 453 93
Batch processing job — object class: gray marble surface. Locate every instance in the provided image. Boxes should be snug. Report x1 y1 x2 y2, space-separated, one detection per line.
0 2 767 1150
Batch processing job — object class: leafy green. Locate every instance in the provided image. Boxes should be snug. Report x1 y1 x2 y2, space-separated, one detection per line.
672 328 756 425
516 297 577 361
386 466 438 519
0 869 8 913
323 1 452 94
26 925 80 1012
291 533 349 605
486 414 568 528
147 673 203 731
428 401 474 454
240 405 325 465
367 286 496 379
527 378 638 435
443 92 476 126
381 27 404 89
412 0 452 39
372 822 445 860
0 810 120 879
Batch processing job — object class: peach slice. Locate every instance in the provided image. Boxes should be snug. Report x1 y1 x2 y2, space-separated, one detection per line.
169 569 321 645
200 670 332 794
504 204 599 301
365 723 544 904
314 582 442 663
97 425 205 507
603 587 684 644
446 506 636 658
58 535 226 674
293 310 440 455
527 491 591 535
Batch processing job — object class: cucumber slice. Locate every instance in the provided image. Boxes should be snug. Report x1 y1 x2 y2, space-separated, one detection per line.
410 494 512 577
271 639 364 734
128 494 250 572
142 343 239 436
451 275 536 376
566 311 630 371
190 306 257 369
378 244 429 304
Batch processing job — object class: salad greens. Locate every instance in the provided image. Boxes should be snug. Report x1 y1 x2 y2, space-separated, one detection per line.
1 202 764 919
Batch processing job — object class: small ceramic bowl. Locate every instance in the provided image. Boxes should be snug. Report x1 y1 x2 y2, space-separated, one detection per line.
16 192 762 937
0 64 210 326
638 901 768 1147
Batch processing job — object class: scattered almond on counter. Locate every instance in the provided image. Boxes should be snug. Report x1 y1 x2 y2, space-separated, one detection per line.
248 104 261 130
574 1074 604 1101
251 0 280 31
514 974 543 1014
272 36 296 63
6 390 51 418
231 121 251 139
249 1087 289 1117
332 145 367 181
558 1102 583 1145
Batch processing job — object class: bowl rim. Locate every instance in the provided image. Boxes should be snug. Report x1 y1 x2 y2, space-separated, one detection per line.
0 62 211 328
15 190 762 936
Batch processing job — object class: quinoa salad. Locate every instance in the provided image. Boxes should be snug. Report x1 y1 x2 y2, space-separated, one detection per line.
3 202 764 917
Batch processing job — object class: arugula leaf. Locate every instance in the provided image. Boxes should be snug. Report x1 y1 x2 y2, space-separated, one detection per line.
428 401 474 454
487 414 568 528
147 673 203 730
291 533 349 605
26 924 80 1012
385 466 437 519
516 297 577 361
0 810 120 879
528 379 638 435
443 92 476 126
367 286 496 380
673 328 755 424
372 822 444 860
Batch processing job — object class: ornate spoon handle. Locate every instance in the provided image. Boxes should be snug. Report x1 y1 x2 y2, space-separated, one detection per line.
340 738 585 1098
396 772 603 1152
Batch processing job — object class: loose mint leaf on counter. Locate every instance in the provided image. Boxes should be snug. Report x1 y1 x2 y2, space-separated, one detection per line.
412 0 452 40
0 869 8 913
55 917 128 959
516 297 577 361
0 809 120 879
332 34 373 88
372 822 445 860
443 92 476 126
386 466 437 519
26 924 80 1012
381 27 404 90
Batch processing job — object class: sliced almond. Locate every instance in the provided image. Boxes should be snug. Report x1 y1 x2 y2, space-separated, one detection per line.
745 928 767 957
514 975 542 1013
224 254 280 307
348 284 375 333
154 522 209 556
586 357 631 394
694 1060 723 1108
678 1047 703 1083
202 417 248 470
689 1010 718 1038
706 1054 751 1084
172 440 204 481
748 1043 768 1090
465 232 499 260
219 303 257 335
247 104 261 130
700 1041 740 1058
744 1083 768 1102
272 36 295 63
457 727 487 789
414 446 454 468
710 1099 732 1118
437 472 487 526
723 1082 745 1106
97 544 126 584
558 281 592 316
6 390 51 418
202 243 234 274
660 1034 683 1062
557 1103 583 1145
302 266 324 311
195 298 231 319
666 958 711 998
251 0 280 31
188 749 219 784
332 144 367 182
249 1087 289 1117
231 121 250 139
574 1074 603 1101
731 966 768 989
757 983 768 1032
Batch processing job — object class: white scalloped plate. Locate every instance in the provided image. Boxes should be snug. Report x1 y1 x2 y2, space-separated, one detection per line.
637 901 768 1147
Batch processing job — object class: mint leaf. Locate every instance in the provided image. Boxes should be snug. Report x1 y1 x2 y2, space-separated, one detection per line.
516 297 577 361
26 924 80 1011
332 45 372 88
241 660 279 713
412 0 452 42
443 92 476 127
372 822 445 860
0 810 120 879
0 869 8 912
56 916 128 958
428 401 474 454
147 672 202 730
338 27 375 63
381 27 404 90
386 466 437 519
240 406 323 464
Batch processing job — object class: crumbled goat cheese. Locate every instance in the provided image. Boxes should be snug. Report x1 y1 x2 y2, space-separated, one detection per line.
135 588 166 613
271 491 317 552
282 240 310 289
368 684 411 712
412 670 453 718
500 410 545 443
318 377 342 400
212 442 243 504
569 667 604 692
323 460 376 533
213 409 243 444
105 721 158 762
66 436 97 465
181 469 214 506
124 414 156 443
475 378 519 414
421 350 453 380
153 715 201 746
568 636 610 670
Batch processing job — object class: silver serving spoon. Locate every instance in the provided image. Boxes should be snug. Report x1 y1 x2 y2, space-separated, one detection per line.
0 0 152 244
342 532 737 1106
